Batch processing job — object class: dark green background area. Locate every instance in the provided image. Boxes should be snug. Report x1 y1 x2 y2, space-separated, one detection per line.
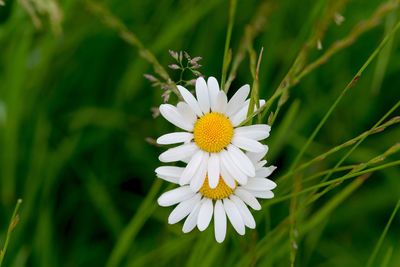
0 0 399 266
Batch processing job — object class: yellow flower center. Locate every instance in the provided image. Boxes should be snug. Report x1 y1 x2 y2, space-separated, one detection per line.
193 112 234 153
200 175 236 200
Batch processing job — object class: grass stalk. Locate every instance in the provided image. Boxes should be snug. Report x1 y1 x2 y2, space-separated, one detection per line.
240 1 400 127
366 199 400 267
84 0 181 99
224 2 273 92
246 47 263 123
0 199 23 267
287 21 400 176
221 0 237 92
293 1 400 84
265 159 400 207
380 247 393 267
278 116 400 183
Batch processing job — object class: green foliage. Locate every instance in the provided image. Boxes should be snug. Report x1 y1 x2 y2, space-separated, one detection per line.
0 0 399 266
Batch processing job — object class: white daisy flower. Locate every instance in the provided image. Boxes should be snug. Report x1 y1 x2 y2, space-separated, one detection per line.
157 76 270 190
157 146 276 243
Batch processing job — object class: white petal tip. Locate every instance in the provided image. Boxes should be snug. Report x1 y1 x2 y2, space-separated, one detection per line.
269 181 277 190
157 198 168 207
216 238 225 243
198 225 207 232
158 155 166 162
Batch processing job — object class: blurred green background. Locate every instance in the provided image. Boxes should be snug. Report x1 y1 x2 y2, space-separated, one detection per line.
0 0 399 266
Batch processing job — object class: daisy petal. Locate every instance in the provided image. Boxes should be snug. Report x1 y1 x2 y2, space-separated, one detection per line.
159 143 198 163
168 193 202 224
197 198 213 231
223 198 245 235
177 85 203 117
234 188 261 210
220 161 236 189
207 77 220 111
208 153 220 189
214 200 227 243
248 190 274 199
230 99 265 127
157 186 194 207
214 91 228 114
177 102 197 125
263 179 278 191
157 132 193 145
157 174 178 184
246 145 269 163
227 145 255 177
230 195 256 229
220 150 248 185
226 84 250 117
183 200 202 233
255 160 267 169
159 104 193 131
180 150 205 185
190 153 209 191
243 178 277 191
196 77 210 114
256 166 277 178
155 166 184 179
234 124 271 141
229 101 249 127
231 136 265 153
181 157 191 164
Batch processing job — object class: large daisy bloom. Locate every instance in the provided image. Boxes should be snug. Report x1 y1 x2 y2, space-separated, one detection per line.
157 147 276 243
157 76 271 190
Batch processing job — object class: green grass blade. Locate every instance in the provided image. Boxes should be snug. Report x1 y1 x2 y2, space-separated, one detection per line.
380 247 393 267
0 199 23 267
371 2 397 94
265 160 400 206
106 179 163 267
301 174 369 235
366 199 400 267
221 0 237 92
288 21 400 174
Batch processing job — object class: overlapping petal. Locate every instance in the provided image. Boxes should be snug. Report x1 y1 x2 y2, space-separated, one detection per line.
157 147 277 242
157 76 272 188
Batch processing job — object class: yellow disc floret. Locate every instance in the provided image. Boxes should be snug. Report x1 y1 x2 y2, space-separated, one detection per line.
200 175 236 200
193 112 234 153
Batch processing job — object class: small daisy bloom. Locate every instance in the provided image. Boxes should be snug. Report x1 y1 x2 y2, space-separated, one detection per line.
157 146 276 243
157 76 270 190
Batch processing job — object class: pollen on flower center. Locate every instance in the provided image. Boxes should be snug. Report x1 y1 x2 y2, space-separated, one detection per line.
200 175 236 200
193 112 233 153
